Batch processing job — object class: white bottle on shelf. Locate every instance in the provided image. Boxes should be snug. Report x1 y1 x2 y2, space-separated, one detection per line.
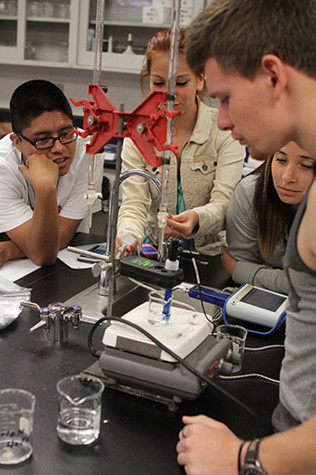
108 35 113 53
122 33 135 55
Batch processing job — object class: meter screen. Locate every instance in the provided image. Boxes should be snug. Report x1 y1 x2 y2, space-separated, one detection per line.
241 288 286 311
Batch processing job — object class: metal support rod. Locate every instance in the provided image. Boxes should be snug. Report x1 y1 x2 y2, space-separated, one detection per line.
86 0 106 228
158 0 181 261
106 104 125 314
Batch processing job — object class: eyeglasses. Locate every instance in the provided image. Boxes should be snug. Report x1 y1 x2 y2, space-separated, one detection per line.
19 131 78 150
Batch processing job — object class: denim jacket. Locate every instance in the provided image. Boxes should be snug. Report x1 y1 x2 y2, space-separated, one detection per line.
117 100 245 255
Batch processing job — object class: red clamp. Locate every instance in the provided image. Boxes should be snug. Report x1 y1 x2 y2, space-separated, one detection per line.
70 84 180 167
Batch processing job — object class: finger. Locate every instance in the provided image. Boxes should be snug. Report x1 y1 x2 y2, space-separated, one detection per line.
177 451 188 466
165 226 180 237
167 216 184 226
182 414 222 429
167 221 187 233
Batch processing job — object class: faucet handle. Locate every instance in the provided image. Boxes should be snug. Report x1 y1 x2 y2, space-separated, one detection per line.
67 245 110 262
20 301 42 313
20 301 51 333
21 301 83 335
65 304 82 329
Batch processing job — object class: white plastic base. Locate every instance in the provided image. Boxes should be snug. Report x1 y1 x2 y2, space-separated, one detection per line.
102 302 213 363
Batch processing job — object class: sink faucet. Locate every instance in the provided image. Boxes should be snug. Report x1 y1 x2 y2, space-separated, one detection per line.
100 168 161 316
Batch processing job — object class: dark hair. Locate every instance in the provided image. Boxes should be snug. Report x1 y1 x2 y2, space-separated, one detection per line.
140 28 206 97
185 0 316 79
253 157 295 259
10 80 73 135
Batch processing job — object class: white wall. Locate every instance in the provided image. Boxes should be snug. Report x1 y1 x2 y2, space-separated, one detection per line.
0 64 144 116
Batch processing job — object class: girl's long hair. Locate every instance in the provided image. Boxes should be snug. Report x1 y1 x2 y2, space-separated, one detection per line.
253 156 295 259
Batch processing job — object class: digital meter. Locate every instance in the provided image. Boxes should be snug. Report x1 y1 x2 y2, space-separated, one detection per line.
189 283 287 329
224 284 287 328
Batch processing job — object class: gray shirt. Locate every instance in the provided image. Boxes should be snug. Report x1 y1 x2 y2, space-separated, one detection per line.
279 179 316 424
226 173 289 294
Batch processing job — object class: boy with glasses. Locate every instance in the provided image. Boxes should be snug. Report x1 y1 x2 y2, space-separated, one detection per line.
0 79 103 266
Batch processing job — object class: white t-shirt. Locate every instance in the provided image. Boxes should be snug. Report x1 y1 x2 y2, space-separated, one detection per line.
0 134 104 233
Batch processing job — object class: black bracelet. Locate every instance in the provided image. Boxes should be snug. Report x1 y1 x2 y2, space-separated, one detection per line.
238 440 247 473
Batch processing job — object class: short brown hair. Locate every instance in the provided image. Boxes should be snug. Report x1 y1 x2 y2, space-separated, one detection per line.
186 0 316 79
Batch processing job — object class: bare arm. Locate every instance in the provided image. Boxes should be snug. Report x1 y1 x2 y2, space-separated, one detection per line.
297 179 316 271
177 414 316 475
7 153 80 266
0 241 24 266
6 214 81 267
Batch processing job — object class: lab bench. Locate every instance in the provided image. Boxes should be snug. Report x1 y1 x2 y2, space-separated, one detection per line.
0 233 285 475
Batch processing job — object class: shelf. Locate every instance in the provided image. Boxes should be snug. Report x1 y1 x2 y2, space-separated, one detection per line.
26 16 70 23
89 19 170 28
0 15 17 20
22 59 71 67
0 0 207 74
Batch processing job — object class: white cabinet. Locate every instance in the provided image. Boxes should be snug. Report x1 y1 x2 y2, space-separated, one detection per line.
0 0 78 67
0 0 206 73
76 0 206 74
24 0 77 67
0 0 20 61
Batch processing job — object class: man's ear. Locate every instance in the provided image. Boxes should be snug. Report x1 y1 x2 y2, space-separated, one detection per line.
10 133 22 153
261 54 288 101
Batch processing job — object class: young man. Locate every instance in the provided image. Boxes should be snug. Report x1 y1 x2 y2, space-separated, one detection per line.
176 1 316 474
0 80 103 266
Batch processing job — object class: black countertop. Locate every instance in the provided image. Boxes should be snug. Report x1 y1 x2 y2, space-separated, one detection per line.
0 234 284 474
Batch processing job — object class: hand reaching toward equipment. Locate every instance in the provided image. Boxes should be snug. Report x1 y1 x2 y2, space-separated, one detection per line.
115 234 137 258
165 211 199 239
177 415 242 475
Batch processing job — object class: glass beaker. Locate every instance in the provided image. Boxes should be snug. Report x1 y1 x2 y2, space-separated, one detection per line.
56 375 104 446
148 290 172 326
216 324 247 373
0 389 36 465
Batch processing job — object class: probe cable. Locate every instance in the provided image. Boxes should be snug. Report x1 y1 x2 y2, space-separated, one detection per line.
88 315 271 434
189 250 224 329
189 250 286 336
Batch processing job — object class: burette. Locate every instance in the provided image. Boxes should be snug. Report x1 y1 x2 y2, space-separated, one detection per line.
84 0 105 228
157 0 181 261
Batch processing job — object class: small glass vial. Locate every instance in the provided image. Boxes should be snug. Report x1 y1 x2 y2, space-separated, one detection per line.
28 1 40 17
58 3 69 19
42 1 54 18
